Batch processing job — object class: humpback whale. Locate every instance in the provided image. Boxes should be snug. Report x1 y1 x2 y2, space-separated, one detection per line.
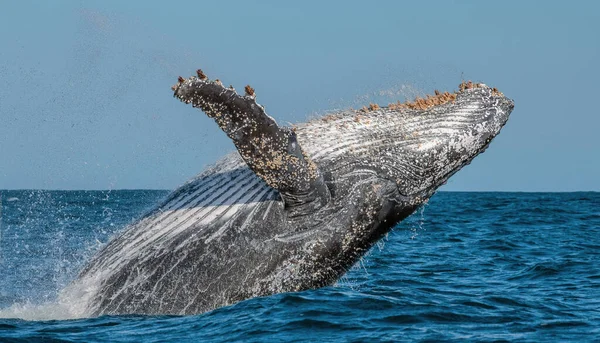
71 71 513 316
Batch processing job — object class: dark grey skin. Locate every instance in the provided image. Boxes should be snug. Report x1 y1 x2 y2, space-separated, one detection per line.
70 74 513 316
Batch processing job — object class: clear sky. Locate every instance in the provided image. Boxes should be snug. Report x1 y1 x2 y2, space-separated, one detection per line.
0 1 598 191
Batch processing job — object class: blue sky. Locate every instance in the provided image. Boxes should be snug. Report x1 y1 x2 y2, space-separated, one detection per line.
0 1 598 191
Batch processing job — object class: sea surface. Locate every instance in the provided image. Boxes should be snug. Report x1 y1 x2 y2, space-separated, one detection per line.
0 190 598 342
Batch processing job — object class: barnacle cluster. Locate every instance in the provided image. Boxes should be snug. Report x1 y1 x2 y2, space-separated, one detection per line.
387 89 457 111
244 85 255 97
357 80 504 113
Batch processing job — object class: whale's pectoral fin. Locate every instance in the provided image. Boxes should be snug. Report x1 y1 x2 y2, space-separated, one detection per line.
173 71 330 215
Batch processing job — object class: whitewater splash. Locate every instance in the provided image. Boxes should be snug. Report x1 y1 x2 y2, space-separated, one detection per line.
0 263 107 321
0 190 168 320
0 300 80 321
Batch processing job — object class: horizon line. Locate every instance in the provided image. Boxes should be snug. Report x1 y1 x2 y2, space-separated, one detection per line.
0 189 598 194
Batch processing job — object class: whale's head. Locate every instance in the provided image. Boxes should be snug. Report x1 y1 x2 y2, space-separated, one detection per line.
298 83 513 210
378 83 513 200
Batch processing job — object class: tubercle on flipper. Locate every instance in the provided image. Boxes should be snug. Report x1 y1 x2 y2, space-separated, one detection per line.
196 69 207 80
172 70 330 213
244 85 255 97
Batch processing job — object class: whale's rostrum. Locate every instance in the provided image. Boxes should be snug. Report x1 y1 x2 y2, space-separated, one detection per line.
70 71 514 316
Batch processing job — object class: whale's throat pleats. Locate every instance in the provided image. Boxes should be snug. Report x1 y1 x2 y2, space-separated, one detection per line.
174 73 330 215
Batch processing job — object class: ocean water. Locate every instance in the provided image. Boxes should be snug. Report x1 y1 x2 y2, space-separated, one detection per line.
0 190 598 342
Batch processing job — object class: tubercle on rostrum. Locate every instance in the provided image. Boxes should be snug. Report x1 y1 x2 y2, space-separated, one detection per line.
309 80 505 125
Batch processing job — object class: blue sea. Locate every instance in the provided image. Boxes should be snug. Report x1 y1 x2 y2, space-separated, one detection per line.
0 190 598 342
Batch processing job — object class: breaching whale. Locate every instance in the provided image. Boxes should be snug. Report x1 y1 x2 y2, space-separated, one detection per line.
71 71 513 316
